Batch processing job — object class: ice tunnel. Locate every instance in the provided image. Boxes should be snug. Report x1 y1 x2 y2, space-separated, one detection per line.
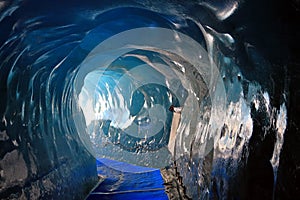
0 0 299 199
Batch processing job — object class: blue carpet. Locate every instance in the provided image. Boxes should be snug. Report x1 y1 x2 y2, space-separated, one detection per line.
86 158 168 200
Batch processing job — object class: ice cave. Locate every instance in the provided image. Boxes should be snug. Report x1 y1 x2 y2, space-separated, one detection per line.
0 0 299 199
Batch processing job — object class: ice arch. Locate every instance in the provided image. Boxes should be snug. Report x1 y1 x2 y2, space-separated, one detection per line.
74 27 226 168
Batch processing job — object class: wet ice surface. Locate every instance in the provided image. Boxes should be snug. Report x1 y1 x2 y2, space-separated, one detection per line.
0 0 295 199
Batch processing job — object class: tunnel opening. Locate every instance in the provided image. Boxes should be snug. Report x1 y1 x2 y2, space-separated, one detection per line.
69 7 226 169
67 7 227 198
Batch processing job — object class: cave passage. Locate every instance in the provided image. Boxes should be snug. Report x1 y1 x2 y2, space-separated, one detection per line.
0 1 293 200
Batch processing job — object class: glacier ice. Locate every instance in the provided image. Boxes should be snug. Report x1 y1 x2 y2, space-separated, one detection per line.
0 0 296 199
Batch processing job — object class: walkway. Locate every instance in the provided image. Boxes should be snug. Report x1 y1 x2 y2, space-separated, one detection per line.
86 158 169 200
